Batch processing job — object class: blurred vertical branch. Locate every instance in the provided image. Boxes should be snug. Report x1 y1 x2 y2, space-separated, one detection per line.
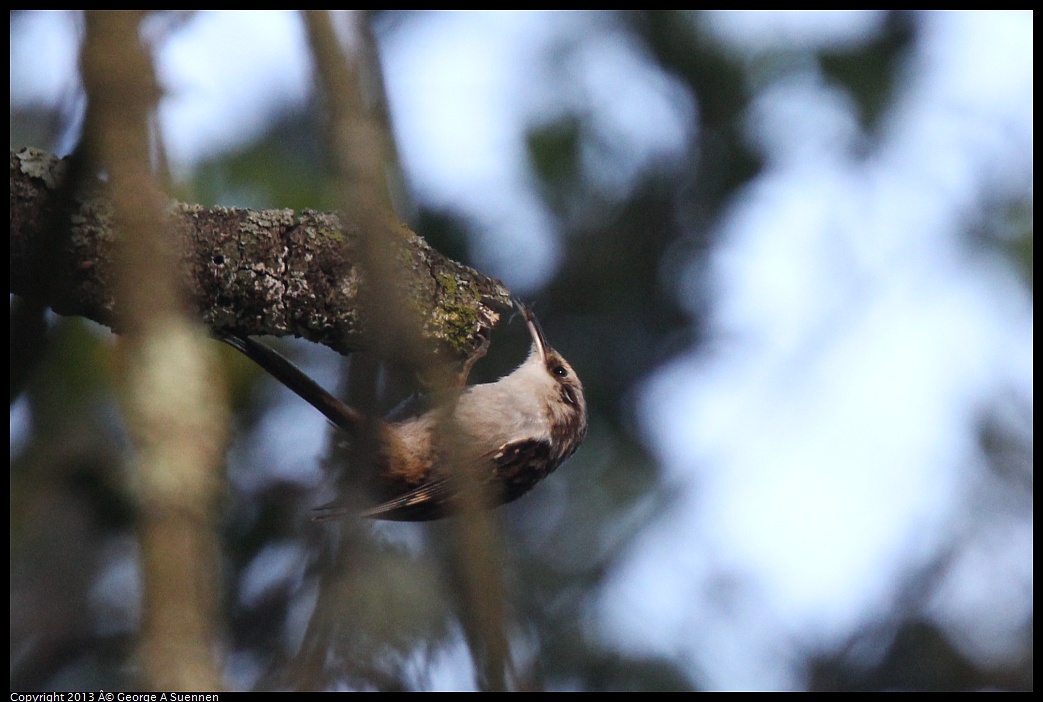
301 10 512 691
79 11 227 690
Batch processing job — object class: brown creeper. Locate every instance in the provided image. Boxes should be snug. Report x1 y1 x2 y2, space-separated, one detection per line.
221 300 586 521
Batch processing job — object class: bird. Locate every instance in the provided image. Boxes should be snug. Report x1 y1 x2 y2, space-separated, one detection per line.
220 299 586 521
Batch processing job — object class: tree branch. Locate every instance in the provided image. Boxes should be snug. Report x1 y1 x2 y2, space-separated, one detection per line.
10 146 512 364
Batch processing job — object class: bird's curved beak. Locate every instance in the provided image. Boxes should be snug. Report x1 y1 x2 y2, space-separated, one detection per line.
514 298 549 361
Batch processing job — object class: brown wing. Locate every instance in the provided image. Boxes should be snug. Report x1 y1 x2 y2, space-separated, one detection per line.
490 437 557 505
316 437 556 522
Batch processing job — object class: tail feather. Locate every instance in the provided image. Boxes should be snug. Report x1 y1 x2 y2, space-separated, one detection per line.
218 333 364 435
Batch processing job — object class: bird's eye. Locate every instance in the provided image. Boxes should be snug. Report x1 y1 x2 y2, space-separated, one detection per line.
553 365 568 378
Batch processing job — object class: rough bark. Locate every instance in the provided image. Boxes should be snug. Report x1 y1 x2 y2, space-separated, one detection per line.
10 146 512 363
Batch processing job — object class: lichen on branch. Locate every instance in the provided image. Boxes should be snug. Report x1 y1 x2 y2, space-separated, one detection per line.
9 146 511 363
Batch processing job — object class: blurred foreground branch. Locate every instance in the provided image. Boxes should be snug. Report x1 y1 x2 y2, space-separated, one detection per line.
297 10 513 690
79 10 226 690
